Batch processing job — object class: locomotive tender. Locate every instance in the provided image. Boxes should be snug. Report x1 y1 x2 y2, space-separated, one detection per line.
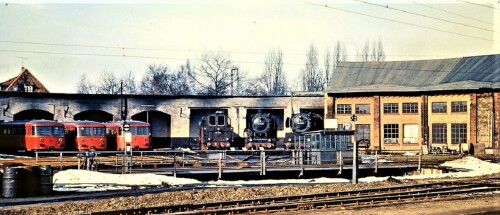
244 113 277 149
198 111 234 150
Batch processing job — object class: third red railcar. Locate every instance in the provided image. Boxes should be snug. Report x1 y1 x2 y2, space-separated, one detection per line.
104 121 151 151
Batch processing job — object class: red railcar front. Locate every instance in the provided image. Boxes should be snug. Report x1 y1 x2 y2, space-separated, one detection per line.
63 121 107 150
104 121 151 150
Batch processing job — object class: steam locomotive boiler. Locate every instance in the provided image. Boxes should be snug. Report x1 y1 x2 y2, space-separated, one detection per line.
198 111 234 150
244 113 277 149
284 112 324 149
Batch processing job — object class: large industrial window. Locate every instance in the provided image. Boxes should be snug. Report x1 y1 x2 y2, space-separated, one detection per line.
432 123 447 143
403 124 418 144
337 104 352 114
451 101 467 113
383 103 399 114
402 103 418 113
432 102 447 113
451 123 467 144
383 124 399 144
355 104 370 114
355 124 370 141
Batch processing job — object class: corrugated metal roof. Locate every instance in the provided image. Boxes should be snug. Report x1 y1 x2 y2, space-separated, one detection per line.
326 54 500 94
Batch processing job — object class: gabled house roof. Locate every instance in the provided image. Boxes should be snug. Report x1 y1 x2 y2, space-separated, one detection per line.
326 54 500 94
0 67 49 93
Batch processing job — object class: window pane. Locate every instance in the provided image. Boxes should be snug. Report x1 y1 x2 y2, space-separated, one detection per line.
383 103 398 114
432 102 447 113
403 124 418 143
451 101 467 113
136 127 149 135
383 124 399 143
355 104 370 114
52 126 65 136
93 127 105 136
217 116 225 126
79 127 92 136
337 104 352 114
432 123 447 143
451 123 467 144
209 116 216 126
403 103 418 113
355 124 370 140
34 126 52 136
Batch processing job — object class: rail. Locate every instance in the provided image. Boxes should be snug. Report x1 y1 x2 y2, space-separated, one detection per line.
85 179 500 215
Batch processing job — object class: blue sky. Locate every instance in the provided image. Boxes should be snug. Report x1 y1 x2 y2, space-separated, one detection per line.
0 0 498 93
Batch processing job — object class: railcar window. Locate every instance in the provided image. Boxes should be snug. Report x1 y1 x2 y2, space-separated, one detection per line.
209 116 216 126
432 102 447 113
79 127 92 136
136 127 149 135
52 127 64 136
34 126 52 136
217 116 225 126
129 127 137 135
93 127 105 136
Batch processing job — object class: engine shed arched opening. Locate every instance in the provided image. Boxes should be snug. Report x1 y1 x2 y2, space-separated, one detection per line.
74 110 113 122
132 111 171 149
13 109 53 121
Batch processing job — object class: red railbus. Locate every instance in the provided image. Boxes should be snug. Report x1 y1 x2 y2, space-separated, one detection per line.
63 121 107 151
0 120 65 152
104 121 151 150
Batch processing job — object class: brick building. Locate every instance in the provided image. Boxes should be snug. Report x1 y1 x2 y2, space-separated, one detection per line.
325 54 499 156
0 67 49 93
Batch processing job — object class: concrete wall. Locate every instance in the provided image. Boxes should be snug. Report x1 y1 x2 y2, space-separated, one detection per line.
0 92 324 148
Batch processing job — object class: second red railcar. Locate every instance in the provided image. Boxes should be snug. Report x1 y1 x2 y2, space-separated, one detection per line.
63 121 107 151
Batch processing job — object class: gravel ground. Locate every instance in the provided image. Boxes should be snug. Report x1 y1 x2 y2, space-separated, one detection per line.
0 173 499 215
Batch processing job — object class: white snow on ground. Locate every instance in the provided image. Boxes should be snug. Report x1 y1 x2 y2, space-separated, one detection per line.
359 156 500 183
52 156 500 192
53 169 202 192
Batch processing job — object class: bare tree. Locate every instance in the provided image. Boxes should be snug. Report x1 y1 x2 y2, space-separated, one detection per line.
263 49 287 95
95 71 121 94
239 76 267 96
371 38 386 62
139 64 179 95
121 71 137 94
75 73 96 94
358 40 370 61
300 43 324 91
177 59 194 95
324 48 332 88
191 52 239 96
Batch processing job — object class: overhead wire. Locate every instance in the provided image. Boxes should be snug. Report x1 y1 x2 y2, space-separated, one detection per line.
456 0 500 11
411 1 493 25
304 2 493 42
0 40 462 58
353 0 495 32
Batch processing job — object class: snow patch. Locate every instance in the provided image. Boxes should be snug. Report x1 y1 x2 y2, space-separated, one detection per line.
209 177 349 186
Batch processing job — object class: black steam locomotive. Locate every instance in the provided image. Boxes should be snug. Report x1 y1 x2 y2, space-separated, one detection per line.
198 111 234 150
244 113 277 149
284 112 324 149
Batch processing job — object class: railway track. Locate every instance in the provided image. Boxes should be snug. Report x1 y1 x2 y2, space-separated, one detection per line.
87 179 500 215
